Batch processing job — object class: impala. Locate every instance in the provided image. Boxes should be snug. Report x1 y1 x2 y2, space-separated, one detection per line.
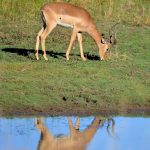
35 2 116 61
35 117 101 150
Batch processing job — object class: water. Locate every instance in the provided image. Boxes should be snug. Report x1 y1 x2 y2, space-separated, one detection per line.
0 116 150 150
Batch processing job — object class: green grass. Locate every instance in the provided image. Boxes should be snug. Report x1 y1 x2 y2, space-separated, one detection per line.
0 0 150 25
0 0 150 115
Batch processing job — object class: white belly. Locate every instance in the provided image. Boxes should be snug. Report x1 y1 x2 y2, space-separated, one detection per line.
57 20 73 28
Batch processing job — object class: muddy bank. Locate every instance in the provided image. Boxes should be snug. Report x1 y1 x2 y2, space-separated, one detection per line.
1 104 150 116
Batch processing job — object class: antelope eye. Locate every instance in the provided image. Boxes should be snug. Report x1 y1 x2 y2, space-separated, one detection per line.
106 48 109 51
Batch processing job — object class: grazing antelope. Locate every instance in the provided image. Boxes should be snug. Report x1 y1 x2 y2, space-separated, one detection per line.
35 2 116 61
34 117 102 150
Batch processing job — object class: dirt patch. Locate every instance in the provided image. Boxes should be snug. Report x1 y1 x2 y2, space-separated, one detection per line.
1 103 150 117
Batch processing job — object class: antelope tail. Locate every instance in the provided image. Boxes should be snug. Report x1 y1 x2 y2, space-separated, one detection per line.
41 11 46 29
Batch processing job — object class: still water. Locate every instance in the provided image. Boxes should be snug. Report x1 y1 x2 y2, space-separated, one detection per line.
0 116 150 150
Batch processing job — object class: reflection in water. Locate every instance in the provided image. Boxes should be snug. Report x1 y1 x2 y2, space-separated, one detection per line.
0 116 150 150
35 117 110 150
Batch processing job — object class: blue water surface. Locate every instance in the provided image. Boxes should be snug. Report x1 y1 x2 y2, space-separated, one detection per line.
0 116 150 150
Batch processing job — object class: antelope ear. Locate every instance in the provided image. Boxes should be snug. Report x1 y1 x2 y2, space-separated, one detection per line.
101 38 106 44
110 34 117 45
101 34 106 44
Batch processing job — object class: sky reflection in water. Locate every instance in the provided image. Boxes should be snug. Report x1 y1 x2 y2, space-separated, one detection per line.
0 116 150 150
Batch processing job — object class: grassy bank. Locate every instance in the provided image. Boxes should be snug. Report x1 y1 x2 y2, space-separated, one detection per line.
0 0 150 25
0 0 150 115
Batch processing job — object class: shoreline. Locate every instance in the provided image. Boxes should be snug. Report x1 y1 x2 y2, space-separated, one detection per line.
1 104 150 117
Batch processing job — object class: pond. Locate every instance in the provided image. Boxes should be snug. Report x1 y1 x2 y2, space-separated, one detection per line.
0 116 150 150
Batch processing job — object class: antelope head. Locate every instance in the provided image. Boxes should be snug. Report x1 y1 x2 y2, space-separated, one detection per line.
99 23 118 60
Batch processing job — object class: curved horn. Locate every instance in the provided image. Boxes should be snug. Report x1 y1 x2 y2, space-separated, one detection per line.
109 23 119 45
106 118 115 137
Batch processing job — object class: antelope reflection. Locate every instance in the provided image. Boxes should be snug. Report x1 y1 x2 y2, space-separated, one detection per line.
35 117 102 150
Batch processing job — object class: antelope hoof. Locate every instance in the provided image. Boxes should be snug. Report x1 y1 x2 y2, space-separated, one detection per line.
43 55 48 61
66 56 70 61
35 54 39 60
82 57 87 61
100 57 104 61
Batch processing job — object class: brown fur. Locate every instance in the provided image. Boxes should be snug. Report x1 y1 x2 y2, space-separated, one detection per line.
35 117 101 150
35 2 111 61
